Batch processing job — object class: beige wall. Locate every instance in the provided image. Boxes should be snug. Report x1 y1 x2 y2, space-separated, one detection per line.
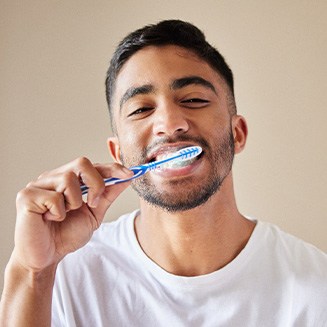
1 0 326 292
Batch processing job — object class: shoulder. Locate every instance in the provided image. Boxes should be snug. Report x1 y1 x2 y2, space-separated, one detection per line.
251 221 327 320
256 221 327 300
259 221 327 273
243 219 327 283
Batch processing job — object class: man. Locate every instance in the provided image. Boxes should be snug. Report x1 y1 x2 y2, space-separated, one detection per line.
0 20 326 326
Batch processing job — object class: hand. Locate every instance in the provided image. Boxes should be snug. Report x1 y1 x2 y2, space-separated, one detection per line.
12 157 133 272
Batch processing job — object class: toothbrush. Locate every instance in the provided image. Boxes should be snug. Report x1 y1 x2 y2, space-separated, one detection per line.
80 145 202 195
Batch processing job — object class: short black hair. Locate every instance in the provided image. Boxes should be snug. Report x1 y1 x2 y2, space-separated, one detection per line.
105 20 235 129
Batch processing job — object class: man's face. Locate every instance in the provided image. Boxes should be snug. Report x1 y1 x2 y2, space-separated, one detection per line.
110 45 236 212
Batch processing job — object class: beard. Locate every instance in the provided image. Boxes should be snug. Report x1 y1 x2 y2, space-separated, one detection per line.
120 128 235 212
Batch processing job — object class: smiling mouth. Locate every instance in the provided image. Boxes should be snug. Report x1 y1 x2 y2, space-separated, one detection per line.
150 150 204 170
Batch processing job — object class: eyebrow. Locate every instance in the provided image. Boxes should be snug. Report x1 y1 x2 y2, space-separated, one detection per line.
119 76 217 112
170 76 217 95
120 84 154 111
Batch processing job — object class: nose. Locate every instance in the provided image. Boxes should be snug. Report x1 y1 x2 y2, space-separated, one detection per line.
152 103 189 137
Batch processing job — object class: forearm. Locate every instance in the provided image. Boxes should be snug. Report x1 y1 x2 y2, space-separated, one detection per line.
0 256 57 327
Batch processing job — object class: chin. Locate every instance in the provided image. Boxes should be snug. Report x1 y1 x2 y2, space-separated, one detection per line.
132 175 222 213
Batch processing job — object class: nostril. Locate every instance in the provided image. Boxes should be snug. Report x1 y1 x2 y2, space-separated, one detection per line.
173 127 188 135
152 114 189 136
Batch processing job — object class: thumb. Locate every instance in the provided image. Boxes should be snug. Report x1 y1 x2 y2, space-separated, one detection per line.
89 181 132 222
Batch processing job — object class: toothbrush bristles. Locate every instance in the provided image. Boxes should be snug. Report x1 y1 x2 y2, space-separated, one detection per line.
152 146 202 170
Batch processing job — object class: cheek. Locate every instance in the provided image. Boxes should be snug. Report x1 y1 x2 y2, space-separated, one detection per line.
116 117 152 150
116 121 140 145
122 132 138 146
206 120 233 150
117 131 146 166
202 115 228 136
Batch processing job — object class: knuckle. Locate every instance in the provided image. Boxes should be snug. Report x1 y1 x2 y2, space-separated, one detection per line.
25 181 35 188
111 162 122 169
61 171 77 185
37 171 49 180
106 162 124 174
75 156 91 169
16 187 36 208
16 188 30 203
49 192 64 206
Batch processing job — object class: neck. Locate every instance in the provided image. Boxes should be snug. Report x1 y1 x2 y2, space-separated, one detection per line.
134 174 256 276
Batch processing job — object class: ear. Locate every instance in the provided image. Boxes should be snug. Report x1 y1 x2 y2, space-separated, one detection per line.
232 115 248 154
107 137 122 164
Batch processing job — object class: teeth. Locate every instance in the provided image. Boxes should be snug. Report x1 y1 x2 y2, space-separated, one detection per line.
153 156 197 170
163 156 197 169
152 147 201 170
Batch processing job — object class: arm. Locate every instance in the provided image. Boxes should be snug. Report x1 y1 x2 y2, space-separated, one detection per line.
0 258 57 327
0 157 132 326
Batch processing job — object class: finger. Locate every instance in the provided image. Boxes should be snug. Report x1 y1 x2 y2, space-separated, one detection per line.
93 162 134 189
87 163 134 207
35 158 134 210
29 171 83 212
72 157 106 207
37 157 105 209
88 180 132 221
16 186 66 222
93 162 133 179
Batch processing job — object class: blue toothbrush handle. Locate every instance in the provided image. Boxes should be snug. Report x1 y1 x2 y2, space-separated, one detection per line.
80 166 145 195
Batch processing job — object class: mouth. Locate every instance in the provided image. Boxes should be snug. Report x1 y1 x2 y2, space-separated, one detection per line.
148 145 204 170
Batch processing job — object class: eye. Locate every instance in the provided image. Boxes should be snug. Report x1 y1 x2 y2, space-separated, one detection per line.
180 98 210 108
127 107 154 118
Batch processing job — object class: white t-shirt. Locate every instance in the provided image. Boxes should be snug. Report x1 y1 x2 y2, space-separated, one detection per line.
52 210 327 326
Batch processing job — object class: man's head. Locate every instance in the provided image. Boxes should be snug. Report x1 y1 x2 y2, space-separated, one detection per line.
106 20 247 212
106 19 236 132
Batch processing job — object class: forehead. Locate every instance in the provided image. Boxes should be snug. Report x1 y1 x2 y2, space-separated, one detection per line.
112 45 227 107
